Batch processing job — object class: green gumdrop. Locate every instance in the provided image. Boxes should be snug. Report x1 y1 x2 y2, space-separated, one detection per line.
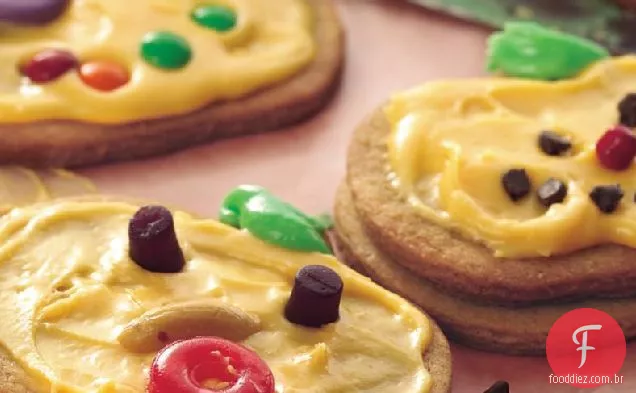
219 185 266 227
486 21 610 80
239 193 331 254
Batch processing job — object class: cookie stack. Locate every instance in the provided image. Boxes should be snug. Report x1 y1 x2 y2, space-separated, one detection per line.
334 56 636 355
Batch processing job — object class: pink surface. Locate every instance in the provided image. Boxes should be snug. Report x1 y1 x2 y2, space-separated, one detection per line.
81 1 635 391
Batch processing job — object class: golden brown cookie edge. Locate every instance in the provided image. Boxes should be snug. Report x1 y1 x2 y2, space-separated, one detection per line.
334 181 636 355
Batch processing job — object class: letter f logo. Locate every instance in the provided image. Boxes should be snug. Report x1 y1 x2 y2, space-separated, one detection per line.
572 324 602 368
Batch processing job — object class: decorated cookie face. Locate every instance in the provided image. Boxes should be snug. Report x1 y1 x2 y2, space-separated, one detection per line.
0 199 432 392
386 56 636 258
0 0 314 123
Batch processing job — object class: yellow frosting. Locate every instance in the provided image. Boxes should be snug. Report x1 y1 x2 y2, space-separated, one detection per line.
0 0 315 123
387 56 636 258
0 198 432 393
0 167 96 213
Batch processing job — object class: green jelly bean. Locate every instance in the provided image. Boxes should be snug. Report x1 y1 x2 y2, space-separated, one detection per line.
219 185 265 228
141 31 192 70
486 22 609 80
239 193 331 254
191 5 237 32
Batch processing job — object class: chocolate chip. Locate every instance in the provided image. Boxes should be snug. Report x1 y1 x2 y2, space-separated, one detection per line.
484 380 509 393
128 206 185 273
619 93 636 127
537 178 568 207
589 184 624 213
501 169 531 201
538 130 571 156
284 265 343 328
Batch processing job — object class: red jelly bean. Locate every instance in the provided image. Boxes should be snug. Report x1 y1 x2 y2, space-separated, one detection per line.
20 49 78 83
147 337 275 393
595 125 636 170
79 60 129 91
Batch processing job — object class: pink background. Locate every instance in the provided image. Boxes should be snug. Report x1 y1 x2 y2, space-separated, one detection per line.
81 1 635 391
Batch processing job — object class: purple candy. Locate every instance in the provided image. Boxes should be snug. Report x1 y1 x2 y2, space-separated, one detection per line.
0 0 70 25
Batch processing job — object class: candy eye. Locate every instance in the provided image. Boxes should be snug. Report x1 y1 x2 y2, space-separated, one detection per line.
147 337 275 393
285 265 343 328
128 205 186 273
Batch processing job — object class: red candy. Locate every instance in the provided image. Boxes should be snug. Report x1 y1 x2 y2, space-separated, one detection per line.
147 337 275 393
20 49 78 83
595 125 636 170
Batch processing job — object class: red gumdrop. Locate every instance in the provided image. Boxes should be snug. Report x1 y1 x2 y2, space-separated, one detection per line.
147 337 275 393
20 49 78 83
595 125 636 171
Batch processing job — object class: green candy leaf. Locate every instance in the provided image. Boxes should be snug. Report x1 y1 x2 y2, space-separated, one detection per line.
310 213 334 232
239 193 331 254
487 21 610 80
219 185 266 227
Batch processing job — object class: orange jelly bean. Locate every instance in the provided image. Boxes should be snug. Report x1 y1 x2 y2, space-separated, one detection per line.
79 61 129 91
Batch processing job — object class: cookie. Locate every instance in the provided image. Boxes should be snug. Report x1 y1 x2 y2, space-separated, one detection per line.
0 0 343 167
336 56 636 354
334 182 636 355
0 196 451 392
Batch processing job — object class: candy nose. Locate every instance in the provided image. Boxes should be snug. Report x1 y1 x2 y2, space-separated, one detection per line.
0 0 71 25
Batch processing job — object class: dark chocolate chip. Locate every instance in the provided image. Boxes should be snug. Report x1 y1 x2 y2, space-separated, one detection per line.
284 265 343 328
484 380 509 393
538 130 571 156
619 93 636 127
589 184 624 213
128 205 186 273
537 178 568 207
501 169 531 201
0 0 70 25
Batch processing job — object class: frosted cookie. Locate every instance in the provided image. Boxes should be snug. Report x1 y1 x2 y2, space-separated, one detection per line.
0 193 451 392
0 0 343 167
0 166 95 212
335 24 636 355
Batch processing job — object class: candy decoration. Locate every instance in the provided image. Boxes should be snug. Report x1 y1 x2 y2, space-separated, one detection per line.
219 185 266 228
538 130 571 156
501 169 531 202
537 178 567 208
589 184 624 214
284 265 343 328
191 5 237 32
220 185 332 254
487 22 609 80
147 337 275 393
618 93 636 127
0 0 70 25
128 206 185 273
20 49 78 84
483 380 509 393
140 31 192 70
79 61 129 91
240 193 331 254
595 126 636 171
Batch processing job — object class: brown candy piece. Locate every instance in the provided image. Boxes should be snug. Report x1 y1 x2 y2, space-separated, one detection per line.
128 205 185 273
284 265 343 328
